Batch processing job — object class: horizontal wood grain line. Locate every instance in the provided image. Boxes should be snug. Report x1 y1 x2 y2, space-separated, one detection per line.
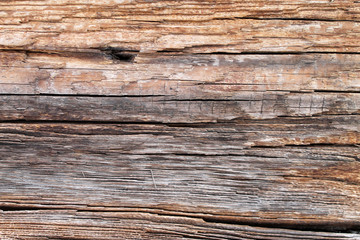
5 48 360 55
224 17 360 23
0 119 166 125
0 93 168 97
197 51 360 55
314 90 360 94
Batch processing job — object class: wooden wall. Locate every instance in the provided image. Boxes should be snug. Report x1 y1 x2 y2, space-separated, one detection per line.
0 1 359 239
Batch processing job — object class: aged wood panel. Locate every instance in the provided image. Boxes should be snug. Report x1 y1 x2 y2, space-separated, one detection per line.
1 211 360 240
1 53 360 95
1 0 360 22
0 93 358 123
1 18 360 53
0 52 359 122
1 1 360 54
2 211 358 240
1 0 360 239
0 119 359 239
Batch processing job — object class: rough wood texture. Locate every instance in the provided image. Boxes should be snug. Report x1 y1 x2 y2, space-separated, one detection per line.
1 1 360 53
1 1 360 239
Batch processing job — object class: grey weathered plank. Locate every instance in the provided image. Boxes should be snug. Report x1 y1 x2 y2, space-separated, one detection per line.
0 118 359 229
0 93 358 123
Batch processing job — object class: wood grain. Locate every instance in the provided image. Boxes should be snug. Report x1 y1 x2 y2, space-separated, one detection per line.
1 0 360 239
1 1 360 53
0 119 359 239
2 211 358 240
1 18 360 53
1 0 360 22
0 93 358 123
1 52 359 122
1 52 360 95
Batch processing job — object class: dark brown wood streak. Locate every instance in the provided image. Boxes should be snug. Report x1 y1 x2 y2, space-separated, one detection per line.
0 1 359 239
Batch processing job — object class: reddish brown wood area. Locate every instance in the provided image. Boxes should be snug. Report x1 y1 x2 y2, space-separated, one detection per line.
0 1 360 239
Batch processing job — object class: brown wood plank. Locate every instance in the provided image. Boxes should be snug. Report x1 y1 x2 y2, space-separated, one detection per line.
0 0 359 22
0 211 358 240
0 18 359 53
0 119 359 238
0 1 360 53
1 53 360 95
0 52 359 123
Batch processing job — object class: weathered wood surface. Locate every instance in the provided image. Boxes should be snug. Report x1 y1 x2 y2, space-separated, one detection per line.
1 1 360 239
0 119 360 239
1 1 360 53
